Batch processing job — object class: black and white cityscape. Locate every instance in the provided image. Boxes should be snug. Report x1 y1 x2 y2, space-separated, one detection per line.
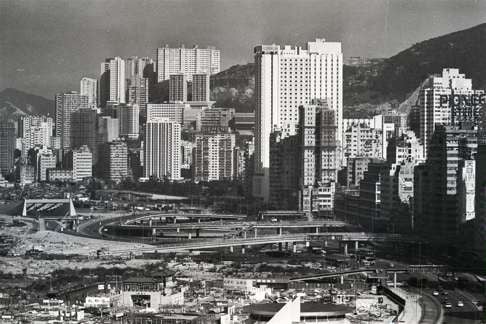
1 0 486 323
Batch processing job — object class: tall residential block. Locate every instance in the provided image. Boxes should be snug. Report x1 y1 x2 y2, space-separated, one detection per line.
253 39 343 201
55 91 89 150
156 45 220 82
193 133 236 182
99 57 125 107
118 104 140 140
127 77 149 117
98 141 128 182
146 103 184 125
97 116 119 144
18 115 53 157
192 73 210 102
71 108 98 155
80 77 97 107
417 68 483 158
169 74 188 102
72 145 93 181
0 122 16 176
37 148 56 182
144 118 181 181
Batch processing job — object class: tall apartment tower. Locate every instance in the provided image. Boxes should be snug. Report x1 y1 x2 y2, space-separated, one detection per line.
418 68 483 158
55 91 89 150
0 121 16 176
97 141 128 182
18 115 53 157
169 74 188 102
80 77 97 107
97 116 119 144
118 104 140 140
99 57 126 107
72 145 93 181
71 108 98 154
253 38 343 201
127 77 149 117
192 73 210 102
144 118 181 181
193 133 236 181
38 148 56 182
156 45 220 82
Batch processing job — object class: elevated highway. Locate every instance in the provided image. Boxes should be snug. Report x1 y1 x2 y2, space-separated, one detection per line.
102 232 416 256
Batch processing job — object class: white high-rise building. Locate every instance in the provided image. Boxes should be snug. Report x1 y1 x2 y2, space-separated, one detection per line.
80 77 97 107
72 145 93 181
118 103 140 140
144 118 181 181
38 148 56 182
100 57 126 106
253 38 343 201
418 68 483 158
18 115 54 157
146 103 184 125
156 45 220 82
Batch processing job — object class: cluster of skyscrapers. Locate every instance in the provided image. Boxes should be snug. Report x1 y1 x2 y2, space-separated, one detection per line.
0 38 485 257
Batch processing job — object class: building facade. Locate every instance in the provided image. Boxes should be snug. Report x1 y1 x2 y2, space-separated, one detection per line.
193 133 235 182
72 145 93 181
156 45 220 82
80 77 97 107
144 118 181 181
55 92 89 150
253 39 343 201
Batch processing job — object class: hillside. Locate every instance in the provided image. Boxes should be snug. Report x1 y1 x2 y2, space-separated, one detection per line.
0 88 55 121
210 22 486 115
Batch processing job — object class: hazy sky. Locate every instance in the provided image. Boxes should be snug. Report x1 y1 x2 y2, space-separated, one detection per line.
2 0 486 98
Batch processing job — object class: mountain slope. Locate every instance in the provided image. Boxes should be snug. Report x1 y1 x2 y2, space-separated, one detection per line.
211 22 486 114
0 88 55 121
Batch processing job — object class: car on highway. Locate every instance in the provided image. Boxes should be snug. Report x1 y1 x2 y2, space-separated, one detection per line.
457 300 464 307
444 302 452 309
433 291 439 296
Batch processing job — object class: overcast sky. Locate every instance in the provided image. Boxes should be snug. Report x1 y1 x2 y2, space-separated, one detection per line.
1 0 486 98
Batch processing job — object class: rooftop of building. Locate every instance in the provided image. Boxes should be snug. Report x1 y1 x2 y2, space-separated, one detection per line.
248 302 353 316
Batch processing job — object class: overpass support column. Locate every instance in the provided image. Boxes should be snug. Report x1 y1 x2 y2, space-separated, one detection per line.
324 240 328 248
177 227 180 233
39 219 46 231
152 228 156 237
355 241 359 252
340 275 344 285
188 233 192 240
393 272 397 288
344 243 348 256
173 218 177 224
305 241 310 248
229 246 234 253
278 227 282 236
254 228 258 238
241 246 246 255
149 218 153 227
243 231 247 239
315 227 319 234
292 242 297 253
198 218 201 223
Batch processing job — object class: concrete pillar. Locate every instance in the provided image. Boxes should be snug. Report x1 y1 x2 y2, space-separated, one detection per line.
278 242 283 251
315 227 319 234
254 228 258 238
393 272 397 288
177 227 180 233
278 227 282 236
173 217 177 224
340 275 344 285
149 219 153 227
244 231 247 239
324 240 328 247
198 218 201 223
355 241 359 252
38 219 46 231
293 242 297 253
241 247 246 254
305 241 310 248
344 243 348 256
152 228 156 236
229 246 234 253
188 233 192 240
